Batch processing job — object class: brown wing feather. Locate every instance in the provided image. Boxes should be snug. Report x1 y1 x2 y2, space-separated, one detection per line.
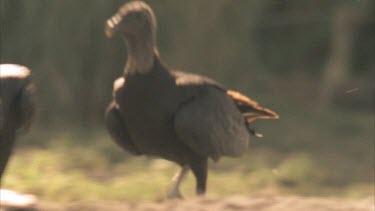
227 90 279 123
174 87 250 161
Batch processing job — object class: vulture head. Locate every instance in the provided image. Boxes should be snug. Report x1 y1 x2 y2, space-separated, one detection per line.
105 1 156 39
105 1 159 74
0 64 31 79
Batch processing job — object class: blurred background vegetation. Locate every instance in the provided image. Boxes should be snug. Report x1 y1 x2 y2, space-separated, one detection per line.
1 0 374 202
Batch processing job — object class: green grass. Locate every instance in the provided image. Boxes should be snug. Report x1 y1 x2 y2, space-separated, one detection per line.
2 108 374 202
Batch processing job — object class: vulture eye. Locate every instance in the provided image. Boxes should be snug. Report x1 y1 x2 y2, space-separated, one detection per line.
126 12 144 22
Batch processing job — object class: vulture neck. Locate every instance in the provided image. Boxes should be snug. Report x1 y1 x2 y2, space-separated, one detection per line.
123 33 159 75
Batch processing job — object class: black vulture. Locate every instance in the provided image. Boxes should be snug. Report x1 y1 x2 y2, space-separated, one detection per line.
0 64 35 181
105 1 279 198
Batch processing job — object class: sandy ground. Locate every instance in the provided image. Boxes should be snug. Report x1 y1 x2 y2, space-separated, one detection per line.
27 194 373 211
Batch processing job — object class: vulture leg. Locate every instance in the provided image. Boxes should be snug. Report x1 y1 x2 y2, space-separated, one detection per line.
105 102 142 155
190 157 208 195
167 165 189 199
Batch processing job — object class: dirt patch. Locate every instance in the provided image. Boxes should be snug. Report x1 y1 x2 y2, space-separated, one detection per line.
36 194 374 211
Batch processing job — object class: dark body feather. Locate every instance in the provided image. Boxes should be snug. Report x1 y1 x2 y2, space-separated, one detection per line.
107 57 252 162
107 59 224 163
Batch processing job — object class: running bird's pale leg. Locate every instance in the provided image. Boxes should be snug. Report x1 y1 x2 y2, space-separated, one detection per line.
167 165 189 199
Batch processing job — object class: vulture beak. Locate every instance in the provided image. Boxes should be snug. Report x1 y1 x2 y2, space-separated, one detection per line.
105 14 122 38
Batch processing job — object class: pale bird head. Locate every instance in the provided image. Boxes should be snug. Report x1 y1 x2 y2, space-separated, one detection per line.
105 1 157 38
0 64 30 78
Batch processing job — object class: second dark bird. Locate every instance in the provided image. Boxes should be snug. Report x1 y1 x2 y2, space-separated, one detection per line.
104 1 279 198
0 64 35 181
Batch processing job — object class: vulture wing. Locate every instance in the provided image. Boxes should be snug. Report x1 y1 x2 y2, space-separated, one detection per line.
174 86 250 161
105 77 142 155
14 83 36 131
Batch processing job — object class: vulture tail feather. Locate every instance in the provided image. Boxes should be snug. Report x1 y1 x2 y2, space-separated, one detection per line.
227 90 279 123
227 90 278 138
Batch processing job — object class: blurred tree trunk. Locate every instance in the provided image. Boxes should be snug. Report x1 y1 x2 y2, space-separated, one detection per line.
317 4 365 111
